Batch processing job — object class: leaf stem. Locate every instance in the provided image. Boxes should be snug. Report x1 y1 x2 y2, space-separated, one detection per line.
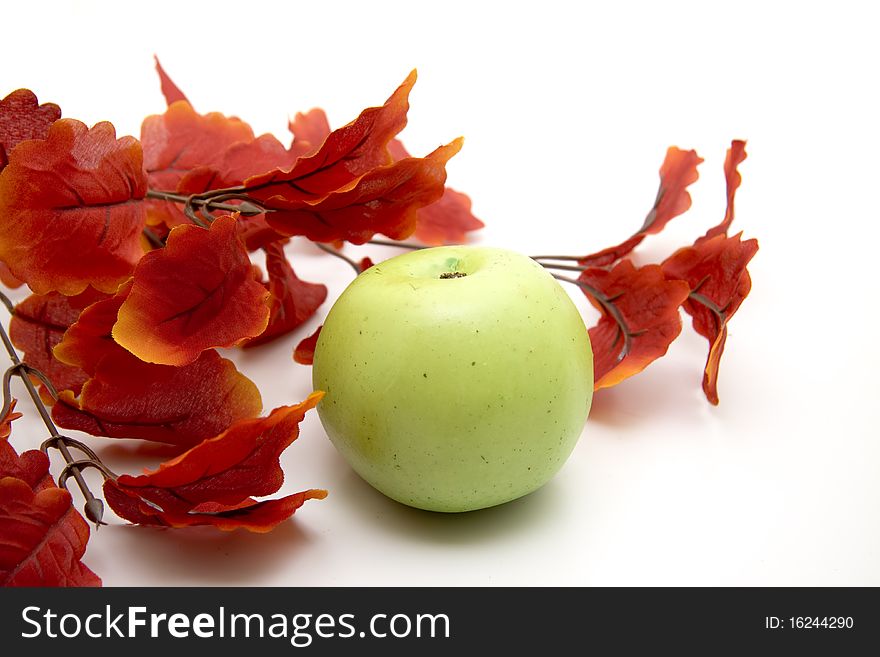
552 273 635 364
367 239 427 250
314 242 361 275
0 290 107 525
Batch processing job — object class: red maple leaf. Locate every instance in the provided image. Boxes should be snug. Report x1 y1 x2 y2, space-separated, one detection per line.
0 89 61 173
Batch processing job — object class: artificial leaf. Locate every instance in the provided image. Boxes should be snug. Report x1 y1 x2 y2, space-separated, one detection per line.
235 213 288 251
358 256 375 272
104 484 326 533
52 281 132 376
702 140 747 241
0 262 23 288
388 139 483 245
112 215 270 366
103 393 325 531
287 107 331 156
293 325 321 365
9 288 109 399
0 477 101 586
662 232 758 404
263 139 463 244
52 348 262 448
580 147 703 267
154 55 189 107
242 70 416 205
141 100 254 227
0 119 147 295
0 430 52 491
0 89 61 172
243 241 327 348
579 261 690 389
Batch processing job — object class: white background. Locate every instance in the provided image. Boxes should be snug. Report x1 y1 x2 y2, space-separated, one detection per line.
2 0 878 586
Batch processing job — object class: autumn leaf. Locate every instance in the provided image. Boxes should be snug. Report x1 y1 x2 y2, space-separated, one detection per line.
103 393 326 532
243 241 327 348
0 119 147 295
287 107 331 157
244 71 415 206
293 325 322 365
263 139 463 244
577 261 690 389
0 477 101 586
141 100 254 227
388 139 483 245
580 147 704 267
9 289 109 400
702 140 747 241
235 213 288 251
661 140 756 404
0 262 23 288
154 55 190 107
0 88 61 173
52 346 262 448
112 215 270 366
662 232 758 404
1 436 99 586
0 429 52 491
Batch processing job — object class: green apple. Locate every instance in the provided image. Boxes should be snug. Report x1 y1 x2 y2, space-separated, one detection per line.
312 245 593 512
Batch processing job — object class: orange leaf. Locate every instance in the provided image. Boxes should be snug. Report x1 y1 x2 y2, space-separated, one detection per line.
0 119 147 295
264 139 462 244
0 478 100 586
293 325 322 365
287 107 331 156
104 393 325 532
112 215 270 366
388 138 484 245
141 101 254 227
702 140 747 241
0 89 61 173
580 147 703 267
9 289 109 399
243 71 415 205
662 232 758 404
153 55 189 106
52 348 262 448
579 261 690 389
243 242 327 348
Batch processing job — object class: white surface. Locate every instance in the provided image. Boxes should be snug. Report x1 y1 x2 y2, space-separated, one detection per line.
2 0 878 586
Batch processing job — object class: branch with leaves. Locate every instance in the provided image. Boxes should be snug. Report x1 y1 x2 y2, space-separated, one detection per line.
0 59 757 587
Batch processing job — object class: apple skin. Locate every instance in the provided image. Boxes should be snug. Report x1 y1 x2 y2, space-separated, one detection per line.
313 245 593 512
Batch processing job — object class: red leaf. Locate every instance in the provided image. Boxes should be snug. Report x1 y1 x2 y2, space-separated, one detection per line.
9 289 109 399
0 477 100 586
264 139 463 244
52 348 262 448
358 257 375 272
579 261 690 389
0 119 147 295
235 213 288 251
243 71 416 205
702 140 747 241
0 89 61 173
243 242 327 348
104 484 326 533
0 429 52 492
388 139 483 245
293 325 322 365
154 55 189 106
288 108 331 156
112 215 270 366
662 232 758 404
104 393 325 532
580 147 703 267
141 101 254 227
0 262 23 288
